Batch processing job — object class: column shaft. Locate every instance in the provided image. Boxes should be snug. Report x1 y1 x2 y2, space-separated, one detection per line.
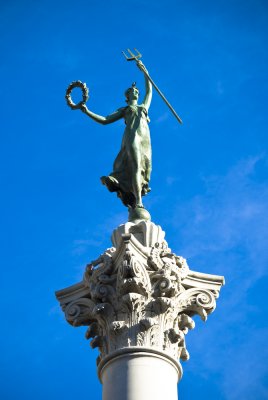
100 352 179 400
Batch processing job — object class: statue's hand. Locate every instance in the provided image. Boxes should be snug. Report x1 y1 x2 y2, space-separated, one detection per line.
137 60 148 74
80 103 88 113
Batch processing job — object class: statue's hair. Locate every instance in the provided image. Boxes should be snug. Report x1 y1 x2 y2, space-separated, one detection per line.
125 82 139 102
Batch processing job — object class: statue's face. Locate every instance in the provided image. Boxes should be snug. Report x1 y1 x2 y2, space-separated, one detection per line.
127 87 139 101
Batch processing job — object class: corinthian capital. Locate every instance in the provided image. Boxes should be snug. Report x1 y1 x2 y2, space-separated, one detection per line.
56 221 224 372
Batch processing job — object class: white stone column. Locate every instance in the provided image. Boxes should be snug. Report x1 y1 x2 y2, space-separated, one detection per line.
56 221 224 400
100 350 181 400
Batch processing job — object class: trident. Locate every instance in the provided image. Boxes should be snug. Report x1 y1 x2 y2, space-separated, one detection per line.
122 48 183 124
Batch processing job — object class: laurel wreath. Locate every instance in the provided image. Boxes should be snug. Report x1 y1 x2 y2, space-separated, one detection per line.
65 80 89 110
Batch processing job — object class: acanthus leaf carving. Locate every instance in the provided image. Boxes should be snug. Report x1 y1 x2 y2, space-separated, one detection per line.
116 246 151 297
64 298 95 327
139 317 158 331
177 288 216 321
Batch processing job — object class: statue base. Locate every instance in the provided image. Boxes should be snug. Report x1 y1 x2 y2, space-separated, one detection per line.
128 207 151 223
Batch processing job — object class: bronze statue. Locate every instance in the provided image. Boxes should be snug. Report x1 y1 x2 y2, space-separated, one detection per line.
65 49 182 221
80 61 152 210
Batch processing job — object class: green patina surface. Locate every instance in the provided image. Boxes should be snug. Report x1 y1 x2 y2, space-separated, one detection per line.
79 61 152 220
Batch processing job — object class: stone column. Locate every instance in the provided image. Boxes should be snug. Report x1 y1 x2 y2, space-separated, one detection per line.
101 351 180 400
56 221 224 400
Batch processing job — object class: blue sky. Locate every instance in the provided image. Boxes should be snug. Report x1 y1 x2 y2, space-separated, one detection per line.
1 0 268 399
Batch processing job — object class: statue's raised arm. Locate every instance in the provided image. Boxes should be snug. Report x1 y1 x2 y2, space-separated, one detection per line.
122 48 183 124
136 61 152 111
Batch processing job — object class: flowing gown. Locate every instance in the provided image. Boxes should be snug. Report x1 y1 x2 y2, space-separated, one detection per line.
101 104 152 208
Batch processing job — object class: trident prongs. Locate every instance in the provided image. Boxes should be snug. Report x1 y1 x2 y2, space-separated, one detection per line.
122 48 142 62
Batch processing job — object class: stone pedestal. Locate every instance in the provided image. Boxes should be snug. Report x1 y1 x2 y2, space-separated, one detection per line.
56 221 224 399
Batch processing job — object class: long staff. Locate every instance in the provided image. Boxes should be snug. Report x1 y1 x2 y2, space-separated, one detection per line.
122 48 183 124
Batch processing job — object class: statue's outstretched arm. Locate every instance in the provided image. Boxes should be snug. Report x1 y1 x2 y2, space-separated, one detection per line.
80 105 124 125
137 61 152 111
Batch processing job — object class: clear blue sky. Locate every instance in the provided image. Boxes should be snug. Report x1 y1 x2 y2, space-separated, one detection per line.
1 0 268 399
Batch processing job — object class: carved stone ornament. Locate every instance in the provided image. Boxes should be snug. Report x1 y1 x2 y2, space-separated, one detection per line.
56 221 224 375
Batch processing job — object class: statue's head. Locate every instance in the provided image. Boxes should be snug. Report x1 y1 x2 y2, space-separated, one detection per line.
125 82 139 103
